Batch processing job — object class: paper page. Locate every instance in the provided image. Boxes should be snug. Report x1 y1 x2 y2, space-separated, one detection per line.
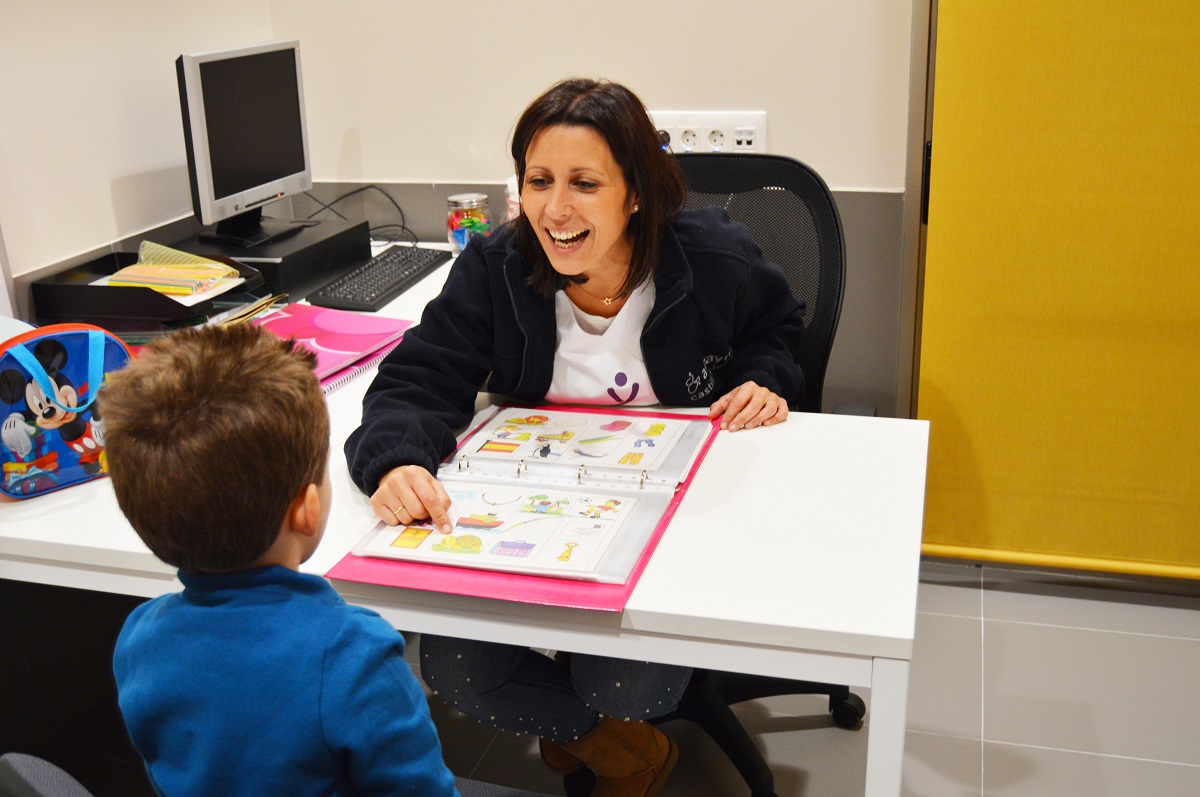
353 481 672 583
90 241 244 303
136 240 231 268
90 274 245 306
458 408 690 473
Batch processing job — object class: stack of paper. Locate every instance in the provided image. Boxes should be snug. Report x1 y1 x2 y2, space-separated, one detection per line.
109 242 239 295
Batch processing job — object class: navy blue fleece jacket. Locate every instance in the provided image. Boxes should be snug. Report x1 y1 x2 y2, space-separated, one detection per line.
345 206 804 493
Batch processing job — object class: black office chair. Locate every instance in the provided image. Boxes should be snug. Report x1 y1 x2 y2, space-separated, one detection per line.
676 152 845 413
660 153 860 797
0 754 94 797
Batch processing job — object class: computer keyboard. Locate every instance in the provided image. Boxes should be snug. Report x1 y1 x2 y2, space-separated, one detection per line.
306 245 451 312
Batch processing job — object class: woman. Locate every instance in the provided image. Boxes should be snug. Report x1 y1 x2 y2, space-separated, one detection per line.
346 78 805 797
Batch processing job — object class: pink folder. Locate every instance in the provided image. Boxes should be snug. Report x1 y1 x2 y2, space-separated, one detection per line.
325 407 720 612
253 303 411 391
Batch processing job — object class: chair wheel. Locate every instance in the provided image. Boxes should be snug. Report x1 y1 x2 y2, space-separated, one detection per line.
829 693 866 728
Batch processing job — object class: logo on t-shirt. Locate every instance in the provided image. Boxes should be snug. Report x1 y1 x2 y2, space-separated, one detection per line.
607 371 639 405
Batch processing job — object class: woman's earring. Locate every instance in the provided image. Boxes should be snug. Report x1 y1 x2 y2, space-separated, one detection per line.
632 204 640 212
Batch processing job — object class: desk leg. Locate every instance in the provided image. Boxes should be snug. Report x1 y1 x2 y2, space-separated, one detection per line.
863 657 910 797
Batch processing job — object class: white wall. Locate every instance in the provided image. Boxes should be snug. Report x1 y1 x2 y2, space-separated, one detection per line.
0 0 915 281
0 224 14 317
273 0 914 189
0 1 275 279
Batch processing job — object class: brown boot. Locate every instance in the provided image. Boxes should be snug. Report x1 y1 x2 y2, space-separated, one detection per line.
557 717 678 797
538 737 585 775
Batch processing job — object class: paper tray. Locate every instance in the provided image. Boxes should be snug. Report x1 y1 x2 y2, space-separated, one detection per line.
32 251 264 323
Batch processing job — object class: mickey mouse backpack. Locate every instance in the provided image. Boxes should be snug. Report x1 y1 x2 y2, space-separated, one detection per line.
0 322 132 498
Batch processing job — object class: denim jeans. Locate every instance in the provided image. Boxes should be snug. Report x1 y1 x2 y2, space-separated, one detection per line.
419 634 692 743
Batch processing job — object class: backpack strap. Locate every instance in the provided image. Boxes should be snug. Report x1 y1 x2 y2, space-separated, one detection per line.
6 330 107 413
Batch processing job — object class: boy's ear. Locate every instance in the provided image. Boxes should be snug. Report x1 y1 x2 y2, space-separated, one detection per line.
286 483 322 538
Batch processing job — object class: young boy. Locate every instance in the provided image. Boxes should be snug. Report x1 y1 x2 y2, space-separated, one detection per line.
99 324 458 797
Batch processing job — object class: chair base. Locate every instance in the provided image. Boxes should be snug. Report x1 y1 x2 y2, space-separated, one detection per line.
652 669 865 797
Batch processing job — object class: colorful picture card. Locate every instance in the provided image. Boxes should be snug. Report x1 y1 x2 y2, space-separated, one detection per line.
466 409 688 472
355 483 639 581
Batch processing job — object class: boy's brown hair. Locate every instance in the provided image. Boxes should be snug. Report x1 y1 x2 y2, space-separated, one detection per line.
98 324 329 573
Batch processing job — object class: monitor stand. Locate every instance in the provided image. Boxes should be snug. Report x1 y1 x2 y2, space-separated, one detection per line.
200 207 309 249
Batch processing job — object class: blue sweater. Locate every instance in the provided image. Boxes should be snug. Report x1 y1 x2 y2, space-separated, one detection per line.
114 566 458 797
345 207 806 492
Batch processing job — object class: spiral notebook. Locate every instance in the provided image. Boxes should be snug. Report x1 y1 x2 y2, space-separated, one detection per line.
253 303 412 393
326 405 720 611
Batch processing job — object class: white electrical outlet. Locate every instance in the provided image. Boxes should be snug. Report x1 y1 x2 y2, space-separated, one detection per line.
649 111 767 154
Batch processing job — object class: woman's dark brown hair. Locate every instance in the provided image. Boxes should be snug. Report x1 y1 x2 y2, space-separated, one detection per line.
511 78 686 299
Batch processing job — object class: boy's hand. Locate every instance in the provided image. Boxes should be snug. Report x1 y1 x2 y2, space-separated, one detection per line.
707 381 789 431
371 465 453 534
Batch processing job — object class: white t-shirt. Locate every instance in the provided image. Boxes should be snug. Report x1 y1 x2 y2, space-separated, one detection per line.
544 281 660 406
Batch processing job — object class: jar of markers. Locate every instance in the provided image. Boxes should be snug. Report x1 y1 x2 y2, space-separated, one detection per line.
446 193 492 255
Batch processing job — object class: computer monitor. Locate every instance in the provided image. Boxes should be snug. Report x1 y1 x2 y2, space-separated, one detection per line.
176 40 313 248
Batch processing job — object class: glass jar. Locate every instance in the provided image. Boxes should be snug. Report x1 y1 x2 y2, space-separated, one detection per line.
446 193 492 255
505 175 521 221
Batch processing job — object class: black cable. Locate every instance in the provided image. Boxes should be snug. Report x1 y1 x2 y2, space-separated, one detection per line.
301 191 348 221
302 184 420 244
369 223 420 246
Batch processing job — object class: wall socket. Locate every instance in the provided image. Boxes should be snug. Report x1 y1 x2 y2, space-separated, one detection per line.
649 110 768 154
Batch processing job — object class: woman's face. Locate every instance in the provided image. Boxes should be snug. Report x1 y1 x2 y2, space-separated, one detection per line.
521 124 638 282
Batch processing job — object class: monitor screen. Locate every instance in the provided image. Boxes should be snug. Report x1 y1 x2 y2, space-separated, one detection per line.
176 40 313 248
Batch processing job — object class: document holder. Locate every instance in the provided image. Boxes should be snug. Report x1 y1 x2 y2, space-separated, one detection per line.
32 252 264 325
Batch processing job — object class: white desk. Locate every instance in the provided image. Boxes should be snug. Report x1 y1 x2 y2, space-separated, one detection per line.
0 261 929 797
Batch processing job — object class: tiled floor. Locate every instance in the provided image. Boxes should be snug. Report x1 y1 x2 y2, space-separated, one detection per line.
423 560 1200 797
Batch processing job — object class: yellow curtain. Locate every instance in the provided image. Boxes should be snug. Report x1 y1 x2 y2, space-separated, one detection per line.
918 2 1200 578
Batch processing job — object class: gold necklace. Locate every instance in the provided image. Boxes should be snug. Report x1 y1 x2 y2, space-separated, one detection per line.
569 279 622 307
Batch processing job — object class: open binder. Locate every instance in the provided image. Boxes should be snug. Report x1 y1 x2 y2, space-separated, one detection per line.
327 405 719 610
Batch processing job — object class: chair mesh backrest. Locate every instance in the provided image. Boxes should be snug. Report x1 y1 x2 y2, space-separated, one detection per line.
675 153 846 413
0 753 95 797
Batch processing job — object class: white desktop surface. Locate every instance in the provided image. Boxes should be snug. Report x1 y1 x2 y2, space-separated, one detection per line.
0 254 929 797
624 411 928 662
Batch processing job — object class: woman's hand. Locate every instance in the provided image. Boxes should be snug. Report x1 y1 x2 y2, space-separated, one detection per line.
707 381 789 431
370 465 453 533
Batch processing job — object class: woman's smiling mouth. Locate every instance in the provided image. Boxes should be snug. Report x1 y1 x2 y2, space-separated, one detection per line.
548 229 589 250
